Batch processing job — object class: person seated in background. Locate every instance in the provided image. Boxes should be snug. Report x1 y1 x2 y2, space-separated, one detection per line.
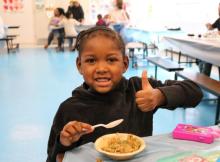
59 12 80 51
67 0 84 23
109 0 129 33
96 14 107 26
198 3 220 80
44 8 65 51
206 3 220 35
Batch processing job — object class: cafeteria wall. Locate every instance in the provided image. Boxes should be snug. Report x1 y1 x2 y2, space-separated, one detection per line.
129 0 219 33
0 0 219 45
0 0 89 45
0 0 36 44
34 0 89 44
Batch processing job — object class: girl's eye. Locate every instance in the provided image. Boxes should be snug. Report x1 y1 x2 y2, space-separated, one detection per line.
107 58 118 63
85 58 96 64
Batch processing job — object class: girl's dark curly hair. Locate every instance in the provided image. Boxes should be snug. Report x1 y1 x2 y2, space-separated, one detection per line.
74 26 125 56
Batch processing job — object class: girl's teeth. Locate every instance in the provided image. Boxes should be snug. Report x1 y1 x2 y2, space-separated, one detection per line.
97 78 109 82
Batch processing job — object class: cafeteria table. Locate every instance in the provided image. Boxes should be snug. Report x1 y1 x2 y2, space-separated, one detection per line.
63 127 220 162
162 35 220 67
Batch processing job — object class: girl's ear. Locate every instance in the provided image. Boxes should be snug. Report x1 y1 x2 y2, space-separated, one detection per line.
123 55 129 73
76 57 83 74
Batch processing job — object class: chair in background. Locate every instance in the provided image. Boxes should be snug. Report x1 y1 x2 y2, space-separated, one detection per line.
126 41 158 68
0 25 19 53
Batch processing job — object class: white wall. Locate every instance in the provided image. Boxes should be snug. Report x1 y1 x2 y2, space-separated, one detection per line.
0 0 36 44
0 0 90 45
34 0 90 43
130 0 219 33
0 0 219 45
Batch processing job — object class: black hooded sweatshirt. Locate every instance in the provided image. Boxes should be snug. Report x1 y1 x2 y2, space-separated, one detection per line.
46 77 203 162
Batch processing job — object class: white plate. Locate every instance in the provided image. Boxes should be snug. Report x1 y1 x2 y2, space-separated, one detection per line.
94 133 146 160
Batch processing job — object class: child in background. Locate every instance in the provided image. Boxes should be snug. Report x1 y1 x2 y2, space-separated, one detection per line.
103 14 111 27
50 16 60 26
59 12 80 51
46 26 203 162
44 8 65 51
96 14 107 26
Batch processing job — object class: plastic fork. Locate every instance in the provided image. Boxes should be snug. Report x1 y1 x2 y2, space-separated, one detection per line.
92 119 124 130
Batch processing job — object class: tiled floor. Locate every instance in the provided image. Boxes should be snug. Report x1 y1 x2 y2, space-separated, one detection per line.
0 48 218 162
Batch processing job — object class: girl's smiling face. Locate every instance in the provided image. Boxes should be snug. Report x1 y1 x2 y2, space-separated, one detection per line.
76 35 128 93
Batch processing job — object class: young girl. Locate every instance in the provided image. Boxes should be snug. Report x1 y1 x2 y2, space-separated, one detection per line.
59 12 80 51
96 14 107 26
44 8 65 51
46 26 203 162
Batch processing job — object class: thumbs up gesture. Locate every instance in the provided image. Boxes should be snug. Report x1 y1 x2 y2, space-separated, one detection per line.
135 70 165 112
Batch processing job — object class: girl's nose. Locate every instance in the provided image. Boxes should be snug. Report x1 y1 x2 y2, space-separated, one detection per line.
95 62 108 74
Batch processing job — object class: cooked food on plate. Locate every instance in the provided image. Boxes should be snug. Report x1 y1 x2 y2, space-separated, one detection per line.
95 133 146 160
101 134 141 153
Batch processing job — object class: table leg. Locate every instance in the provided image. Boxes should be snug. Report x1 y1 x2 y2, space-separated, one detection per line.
155 65 157 79
215 97 220 125
5 39 10 53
